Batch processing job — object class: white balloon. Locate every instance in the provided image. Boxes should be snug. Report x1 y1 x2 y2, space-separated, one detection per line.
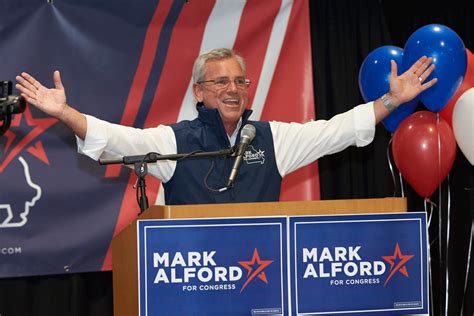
452 87 474 165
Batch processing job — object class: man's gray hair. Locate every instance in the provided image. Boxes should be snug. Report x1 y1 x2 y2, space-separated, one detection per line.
192 48 246 83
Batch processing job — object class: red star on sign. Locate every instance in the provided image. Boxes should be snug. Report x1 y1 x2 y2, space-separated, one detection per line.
1 105 57 173
238 248 273 293
382 243 414 286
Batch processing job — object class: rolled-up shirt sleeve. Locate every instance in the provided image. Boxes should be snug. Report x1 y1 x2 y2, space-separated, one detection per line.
76 115 177 182
270 102 376 177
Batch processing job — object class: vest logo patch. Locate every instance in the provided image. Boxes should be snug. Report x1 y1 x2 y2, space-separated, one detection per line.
243 145 265 165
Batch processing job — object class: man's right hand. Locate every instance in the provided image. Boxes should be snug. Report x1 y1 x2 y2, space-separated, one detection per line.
16 71 68 119
15 71 87 139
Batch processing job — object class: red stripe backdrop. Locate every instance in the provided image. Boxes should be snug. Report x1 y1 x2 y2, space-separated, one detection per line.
261 0 319 201
101 0 318 270
233 0 282 104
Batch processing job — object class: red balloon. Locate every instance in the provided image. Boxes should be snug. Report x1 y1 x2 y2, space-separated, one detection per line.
440 48 474 127
392 111 456 197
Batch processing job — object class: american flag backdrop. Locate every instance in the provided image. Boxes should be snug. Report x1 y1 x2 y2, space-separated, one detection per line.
0 0 317 277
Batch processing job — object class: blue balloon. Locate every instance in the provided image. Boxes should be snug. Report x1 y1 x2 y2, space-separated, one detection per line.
359 46 417 133
403 24 467 112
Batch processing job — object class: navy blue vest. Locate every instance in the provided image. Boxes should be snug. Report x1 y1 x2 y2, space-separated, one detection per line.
163 104 282 205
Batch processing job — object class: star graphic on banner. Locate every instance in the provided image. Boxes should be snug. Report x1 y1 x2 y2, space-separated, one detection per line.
382 243 414 286
1 105 57 173
238 248 273 293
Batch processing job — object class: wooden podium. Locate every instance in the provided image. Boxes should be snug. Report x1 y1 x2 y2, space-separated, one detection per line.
112 197 406 316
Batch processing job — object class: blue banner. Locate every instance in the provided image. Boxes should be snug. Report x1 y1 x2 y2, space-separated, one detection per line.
0 0 314 278
137 216 288 316
289 212 428 315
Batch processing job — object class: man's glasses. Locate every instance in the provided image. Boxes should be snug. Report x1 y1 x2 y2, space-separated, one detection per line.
198 77 251 90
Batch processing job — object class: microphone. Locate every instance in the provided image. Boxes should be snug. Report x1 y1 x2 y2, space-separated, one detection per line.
227 124 256 187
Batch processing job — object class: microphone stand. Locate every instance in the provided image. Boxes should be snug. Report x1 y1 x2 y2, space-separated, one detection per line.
0 114 11 136
99 148 235 214
134 161 149 212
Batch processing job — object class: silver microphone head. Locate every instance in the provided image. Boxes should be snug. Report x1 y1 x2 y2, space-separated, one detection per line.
240 124 256 142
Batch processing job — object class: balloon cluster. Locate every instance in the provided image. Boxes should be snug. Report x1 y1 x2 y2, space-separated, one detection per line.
359 24 474 198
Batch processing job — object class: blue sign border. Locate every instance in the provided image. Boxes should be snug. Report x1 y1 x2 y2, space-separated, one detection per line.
289 212 428 315
137 216 289 316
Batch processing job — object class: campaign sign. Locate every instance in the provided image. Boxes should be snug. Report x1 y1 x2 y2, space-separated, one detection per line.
290 212 428 315
137 217 288 316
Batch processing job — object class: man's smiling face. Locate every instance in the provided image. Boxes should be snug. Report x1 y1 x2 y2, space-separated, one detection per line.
193 57 249 135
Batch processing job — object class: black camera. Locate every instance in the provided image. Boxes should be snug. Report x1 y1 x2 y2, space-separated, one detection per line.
1 81 26 117
1 80 26 135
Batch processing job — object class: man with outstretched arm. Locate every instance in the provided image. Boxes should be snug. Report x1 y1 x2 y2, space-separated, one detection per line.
15 48 437 205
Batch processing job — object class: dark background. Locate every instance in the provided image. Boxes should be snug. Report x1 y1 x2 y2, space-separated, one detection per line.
312 1 474 315
0 1 472 315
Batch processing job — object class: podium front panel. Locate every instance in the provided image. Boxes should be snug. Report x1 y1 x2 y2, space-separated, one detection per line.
289 212 428 315
112 198 409 315
137 216 288 316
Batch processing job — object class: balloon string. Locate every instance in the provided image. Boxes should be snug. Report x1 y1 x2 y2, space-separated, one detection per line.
425 198 435 315
435 112 446 316
460 216 474 315
398 171 405 197
424 197 437 231
428 235 434 316
436 113 442 254
444 174 451 316
460 188 474 316
387 135 398 197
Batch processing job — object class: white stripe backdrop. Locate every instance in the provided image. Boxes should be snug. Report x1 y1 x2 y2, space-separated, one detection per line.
155 0 294 205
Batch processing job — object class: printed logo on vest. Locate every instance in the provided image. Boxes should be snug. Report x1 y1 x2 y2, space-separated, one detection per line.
243 145 265 165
